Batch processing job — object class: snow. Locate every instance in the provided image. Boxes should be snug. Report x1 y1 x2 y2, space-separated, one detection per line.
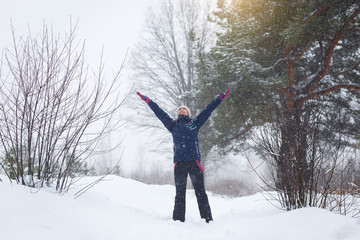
1 175 360 240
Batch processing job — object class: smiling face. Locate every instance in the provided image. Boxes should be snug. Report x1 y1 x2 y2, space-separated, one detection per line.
177 106 189 116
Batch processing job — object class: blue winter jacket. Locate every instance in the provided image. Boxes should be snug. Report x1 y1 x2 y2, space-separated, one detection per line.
147 96 223 163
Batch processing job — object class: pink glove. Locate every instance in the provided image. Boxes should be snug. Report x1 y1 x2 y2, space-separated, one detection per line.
219 88 230 100
137 92 151 103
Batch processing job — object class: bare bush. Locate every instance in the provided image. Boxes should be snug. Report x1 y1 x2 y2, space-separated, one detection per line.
206 177 257 197
0 22 130 193
248 119 360 216
127 164 174 186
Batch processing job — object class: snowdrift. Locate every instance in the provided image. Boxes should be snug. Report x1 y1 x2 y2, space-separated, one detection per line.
1 175 359 240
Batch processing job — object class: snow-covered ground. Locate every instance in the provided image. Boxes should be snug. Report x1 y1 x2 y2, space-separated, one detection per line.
1 175 359 240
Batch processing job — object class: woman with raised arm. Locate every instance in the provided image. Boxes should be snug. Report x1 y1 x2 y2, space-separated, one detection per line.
137 89 229 223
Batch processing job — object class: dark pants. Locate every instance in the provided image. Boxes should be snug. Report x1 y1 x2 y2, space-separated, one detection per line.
173 160 213 222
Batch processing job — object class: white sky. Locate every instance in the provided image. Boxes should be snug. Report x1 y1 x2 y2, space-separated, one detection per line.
0 0 161 173
0 0 152 70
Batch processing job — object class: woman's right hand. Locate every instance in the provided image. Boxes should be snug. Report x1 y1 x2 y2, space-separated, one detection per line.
137 92 151 103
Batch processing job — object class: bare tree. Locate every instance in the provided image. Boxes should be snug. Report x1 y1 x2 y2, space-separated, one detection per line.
127 0 218 172
0 22 130 193
130 0 215 126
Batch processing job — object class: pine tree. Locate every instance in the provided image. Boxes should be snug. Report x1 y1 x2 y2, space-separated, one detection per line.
198 0 360 209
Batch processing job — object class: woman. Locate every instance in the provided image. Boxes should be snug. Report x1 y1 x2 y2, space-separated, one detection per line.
137 89 229 223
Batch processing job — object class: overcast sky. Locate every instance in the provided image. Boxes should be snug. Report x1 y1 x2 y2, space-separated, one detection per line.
0 0 163 172
0 0 153 71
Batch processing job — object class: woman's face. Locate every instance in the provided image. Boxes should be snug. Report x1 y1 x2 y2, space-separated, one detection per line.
177 107 189 116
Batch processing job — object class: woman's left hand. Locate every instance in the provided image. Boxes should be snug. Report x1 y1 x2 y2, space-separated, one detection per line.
219 88 230 100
